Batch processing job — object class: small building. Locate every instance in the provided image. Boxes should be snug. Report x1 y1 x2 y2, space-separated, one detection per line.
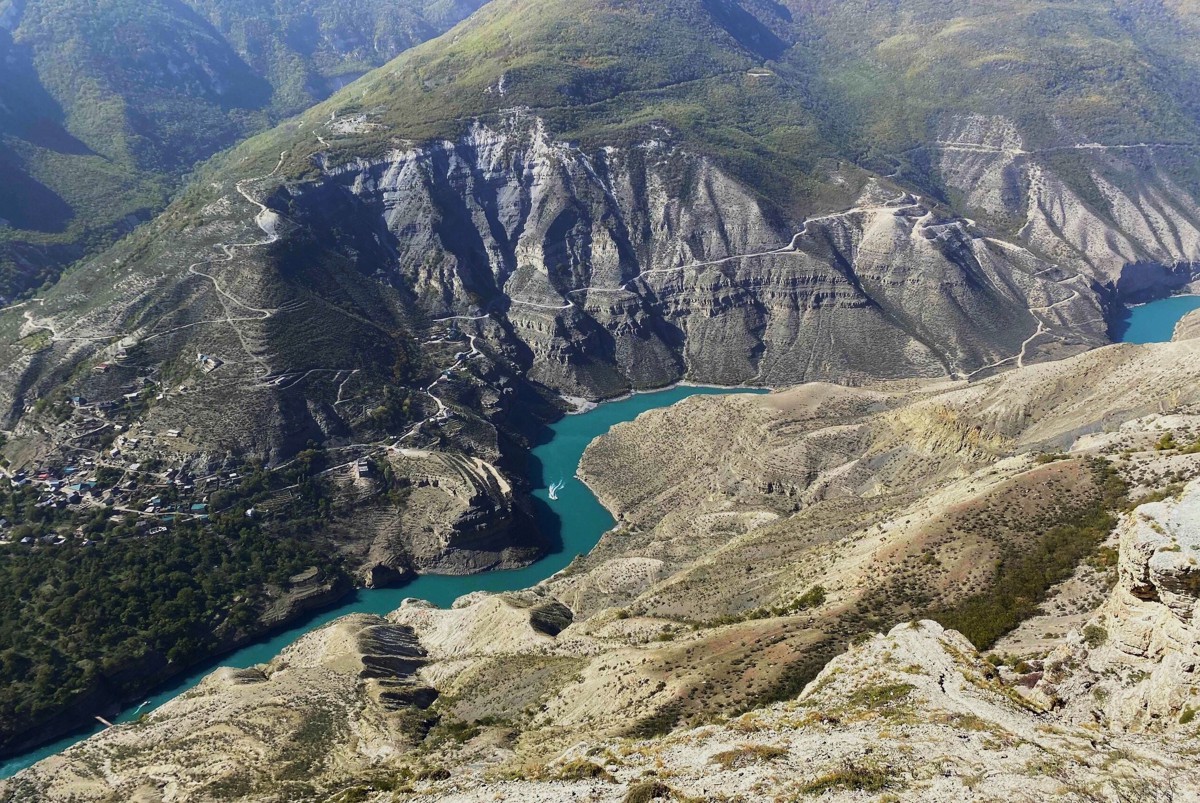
190 503 208 514
197 354 224 373
356 458 373 478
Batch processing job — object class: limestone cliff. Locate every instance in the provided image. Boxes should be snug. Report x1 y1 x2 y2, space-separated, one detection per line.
1029 480 1200 733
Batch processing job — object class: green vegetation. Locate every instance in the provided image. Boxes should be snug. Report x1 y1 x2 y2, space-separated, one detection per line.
932 460 1128 650
252 0 1200 225
0 449 355 754
706 585 827 627
0 0 485 299
710 743 787 770
799 760 894 795
623 781 673 803
628 699 685 739
552 759 613 782
1082 624 1109 648
1128 484 1186 509
845 683 914 709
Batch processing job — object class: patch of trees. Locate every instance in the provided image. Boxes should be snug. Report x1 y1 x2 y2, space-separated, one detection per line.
0 447 351 754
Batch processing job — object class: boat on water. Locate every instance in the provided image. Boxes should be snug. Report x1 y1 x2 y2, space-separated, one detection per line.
548 479 565 500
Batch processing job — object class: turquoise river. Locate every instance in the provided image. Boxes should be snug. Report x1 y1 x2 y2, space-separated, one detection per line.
0 385 765 778
1117 294 1200 344
3 292 1194 777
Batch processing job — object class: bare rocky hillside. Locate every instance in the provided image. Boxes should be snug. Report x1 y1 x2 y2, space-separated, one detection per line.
8 332 1200 802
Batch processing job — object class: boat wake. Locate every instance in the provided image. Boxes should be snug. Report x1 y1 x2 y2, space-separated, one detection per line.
548 479 565 501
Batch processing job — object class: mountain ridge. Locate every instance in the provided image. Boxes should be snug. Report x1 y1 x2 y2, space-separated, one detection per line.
0 0 489 300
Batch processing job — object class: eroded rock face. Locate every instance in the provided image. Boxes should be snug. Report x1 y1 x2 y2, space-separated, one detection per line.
1033 481 1200 731
297 114 1108 396
936 114 1200 289
0 615 438 803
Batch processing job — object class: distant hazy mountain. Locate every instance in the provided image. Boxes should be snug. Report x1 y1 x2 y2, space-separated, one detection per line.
0 0 487 299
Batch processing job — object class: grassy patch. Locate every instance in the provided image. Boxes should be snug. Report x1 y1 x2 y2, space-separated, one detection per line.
930 459 1127 650
800 760 894 795
845 683 914 709
553 759 614 782
623 781 673 803
710 743 787 770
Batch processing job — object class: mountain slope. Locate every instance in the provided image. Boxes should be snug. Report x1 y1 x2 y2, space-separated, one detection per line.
5 0 1200 538
0 0 487 300
5 0 1200 766
7 0 1197 433
7 333 1200 802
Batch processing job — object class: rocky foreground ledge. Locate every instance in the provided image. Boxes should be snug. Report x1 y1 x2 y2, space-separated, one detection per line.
405 484 1200 802
8 335 1200 802
7 480 1200 802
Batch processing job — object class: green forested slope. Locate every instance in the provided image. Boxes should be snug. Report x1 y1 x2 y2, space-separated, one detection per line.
0 0 486 300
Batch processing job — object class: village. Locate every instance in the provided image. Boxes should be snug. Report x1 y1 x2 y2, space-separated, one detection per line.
0 455 223 547
0 352 256 547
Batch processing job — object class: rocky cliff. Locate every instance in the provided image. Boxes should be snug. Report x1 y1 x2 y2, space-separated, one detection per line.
305 115 1114 396
1029 479 1200 733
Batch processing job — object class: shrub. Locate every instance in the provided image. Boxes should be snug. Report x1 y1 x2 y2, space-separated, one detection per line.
1155 433 1178 451
1082 624 1108 648
800 761 893 795
710 744 787 770
553 759 613 781
623 781 672 803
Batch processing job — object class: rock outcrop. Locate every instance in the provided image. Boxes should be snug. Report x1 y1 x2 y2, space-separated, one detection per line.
1031 480 1200 732
936 115 1200 291
302 115 1109 396
1176 308 1200 341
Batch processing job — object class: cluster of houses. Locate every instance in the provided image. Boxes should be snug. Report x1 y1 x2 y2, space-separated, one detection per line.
0 460 222 547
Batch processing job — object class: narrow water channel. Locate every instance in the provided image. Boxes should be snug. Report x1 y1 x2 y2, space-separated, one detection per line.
0 385 766 778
